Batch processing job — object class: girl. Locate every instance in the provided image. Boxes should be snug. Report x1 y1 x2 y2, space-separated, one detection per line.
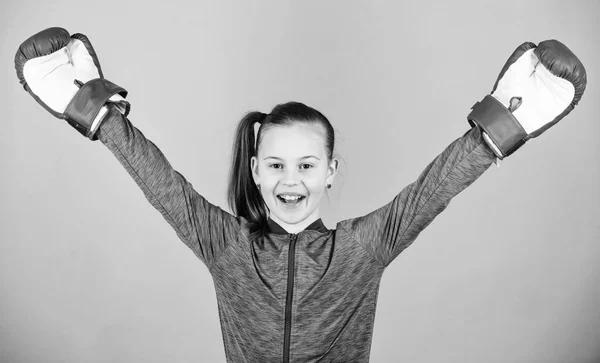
15 28 586 362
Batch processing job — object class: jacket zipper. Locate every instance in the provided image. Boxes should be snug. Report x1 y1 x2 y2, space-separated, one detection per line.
283 233 298 363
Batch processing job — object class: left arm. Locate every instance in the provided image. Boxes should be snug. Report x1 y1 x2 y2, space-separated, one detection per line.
338 125 495 268
339 39 586 268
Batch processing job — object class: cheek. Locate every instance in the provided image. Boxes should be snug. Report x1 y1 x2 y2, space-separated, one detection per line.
257 167 276 186
304 175 327 193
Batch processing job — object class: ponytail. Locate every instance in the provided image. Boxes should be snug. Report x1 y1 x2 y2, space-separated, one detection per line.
227 111 268 241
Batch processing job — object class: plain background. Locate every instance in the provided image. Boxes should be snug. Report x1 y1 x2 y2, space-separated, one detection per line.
1 1 599 362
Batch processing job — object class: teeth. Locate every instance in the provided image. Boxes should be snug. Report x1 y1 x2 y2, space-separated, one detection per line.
279 195 303 201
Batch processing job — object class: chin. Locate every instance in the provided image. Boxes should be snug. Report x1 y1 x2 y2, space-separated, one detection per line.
278 210 318 225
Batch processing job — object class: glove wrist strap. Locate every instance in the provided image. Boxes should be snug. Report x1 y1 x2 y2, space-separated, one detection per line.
63 78 129 141
467 94 529 159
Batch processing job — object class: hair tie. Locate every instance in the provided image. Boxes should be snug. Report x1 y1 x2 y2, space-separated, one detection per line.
253 120 261 149
254 113 268 149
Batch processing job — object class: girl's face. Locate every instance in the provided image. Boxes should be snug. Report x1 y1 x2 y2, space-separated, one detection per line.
251 123 337 234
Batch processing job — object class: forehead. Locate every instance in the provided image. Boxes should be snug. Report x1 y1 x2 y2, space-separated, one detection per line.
259 124 326 159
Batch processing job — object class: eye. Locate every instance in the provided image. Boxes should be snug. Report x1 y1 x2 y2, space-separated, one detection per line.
269 163 283 169
301 163 314 169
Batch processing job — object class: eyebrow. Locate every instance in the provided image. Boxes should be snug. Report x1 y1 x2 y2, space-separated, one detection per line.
263 156 321 161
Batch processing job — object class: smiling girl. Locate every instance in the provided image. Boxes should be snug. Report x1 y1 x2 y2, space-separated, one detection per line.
15 27 586 362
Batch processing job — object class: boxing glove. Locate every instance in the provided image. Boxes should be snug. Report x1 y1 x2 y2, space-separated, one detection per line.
468 40 587 159
15 27 130 141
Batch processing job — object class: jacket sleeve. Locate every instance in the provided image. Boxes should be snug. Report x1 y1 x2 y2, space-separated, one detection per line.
338 126 496 268
95 107 242 272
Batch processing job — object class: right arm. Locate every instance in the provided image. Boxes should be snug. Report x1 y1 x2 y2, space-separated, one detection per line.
14 27 240 271
95 106 241 271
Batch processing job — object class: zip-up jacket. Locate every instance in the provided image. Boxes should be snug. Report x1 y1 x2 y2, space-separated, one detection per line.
96 108 496 362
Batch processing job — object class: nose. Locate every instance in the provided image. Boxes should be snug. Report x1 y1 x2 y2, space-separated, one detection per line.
282 168 301 186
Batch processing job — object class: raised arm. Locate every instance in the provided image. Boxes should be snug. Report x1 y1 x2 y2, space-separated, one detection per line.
96 107 241 269
15 27 241 271
339 39 586 269
339 126 495 268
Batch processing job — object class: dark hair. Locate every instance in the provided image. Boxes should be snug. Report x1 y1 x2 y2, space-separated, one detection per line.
227 101 335 241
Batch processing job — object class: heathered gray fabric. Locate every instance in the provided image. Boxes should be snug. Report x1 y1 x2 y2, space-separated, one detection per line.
96 108 495 362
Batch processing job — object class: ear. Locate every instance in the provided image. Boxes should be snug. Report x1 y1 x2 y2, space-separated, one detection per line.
326 158 339 185
251 156 260 185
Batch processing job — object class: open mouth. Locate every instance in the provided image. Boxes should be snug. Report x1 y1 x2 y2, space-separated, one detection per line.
277 195 306 205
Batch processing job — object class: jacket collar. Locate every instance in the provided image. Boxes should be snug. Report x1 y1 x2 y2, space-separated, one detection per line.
267 217 328 235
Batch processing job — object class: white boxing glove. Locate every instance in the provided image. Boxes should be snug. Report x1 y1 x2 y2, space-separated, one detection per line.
468 40 587 159
15 27 130 140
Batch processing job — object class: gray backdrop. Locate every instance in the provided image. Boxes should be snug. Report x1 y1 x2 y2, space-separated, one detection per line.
1 1 599 362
